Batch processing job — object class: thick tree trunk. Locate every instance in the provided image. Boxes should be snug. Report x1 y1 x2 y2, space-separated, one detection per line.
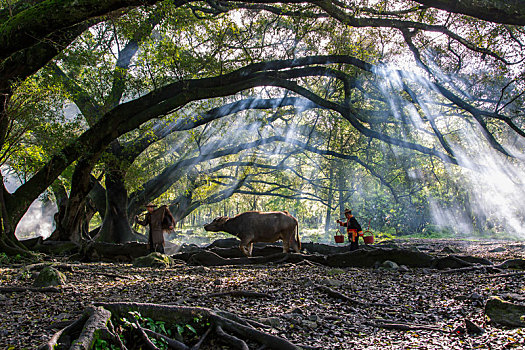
0 165 31 255
48 159 96 243
0 225 28 255
87 177 106 219
96 168 138 243
47 181 69 241
0 95 28 254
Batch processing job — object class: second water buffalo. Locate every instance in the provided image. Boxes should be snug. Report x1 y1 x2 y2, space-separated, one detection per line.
204 211 301 256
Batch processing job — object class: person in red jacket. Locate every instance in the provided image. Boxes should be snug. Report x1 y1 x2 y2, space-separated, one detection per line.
337 209 363 251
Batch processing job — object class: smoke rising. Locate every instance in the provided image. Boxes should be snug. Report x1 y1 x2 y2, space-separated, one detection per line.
2 168 56 239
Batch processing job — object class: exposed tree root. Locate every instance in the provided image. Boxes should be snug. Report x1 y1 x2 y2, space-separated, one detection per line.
438 265 502 274
180 245 451 269
481 271 525 278
42 302 300 350
190 326 212 350
45 320 76 330
40 306 122 350
431 255 474 269
34 240 80 255
71 306 113 350
314 284 394 308
186 251 312 267
55 238 506 272
216 325 249 350
206 239 349 256
214 309 271 330
0 235 39 258
142 327 188 350
40 314 89 350
314 284 362 305
135 321 160 350
94 272 129 279
21 237 505 274
102 302 300 349
22 263 128 280
80 241 149 262
496 259 525 269
439 258 525 275
292 259 324 267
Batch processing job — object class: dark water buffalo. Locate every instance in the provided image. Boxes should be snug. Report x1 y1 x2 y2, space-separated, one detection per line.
204 211 301 256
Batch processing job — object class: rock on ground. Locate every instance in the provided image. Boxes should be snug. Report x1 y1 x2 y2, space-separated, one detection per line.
132 252 174 268
32 267 66 287
485 296 525 327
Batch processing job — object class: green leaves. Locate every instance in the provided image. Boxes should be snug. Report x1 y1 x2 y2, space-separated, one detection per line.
93 339 119 350
118 310 200 349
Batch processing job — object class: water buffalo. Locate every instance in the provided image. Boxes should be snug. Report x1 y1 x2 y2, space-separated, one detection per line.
204 211 301 256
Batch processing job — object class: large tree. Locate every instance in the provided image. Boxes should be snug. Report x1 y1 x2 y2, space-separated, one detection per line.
1 0 524 253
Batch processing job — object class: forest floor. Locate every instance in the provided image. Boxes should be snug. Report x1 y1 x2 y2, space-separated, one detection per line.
1 238 525 349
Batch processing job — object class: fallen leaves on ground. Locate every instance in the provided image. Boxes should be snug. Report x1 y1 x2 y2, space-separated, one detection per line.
1 238 524 349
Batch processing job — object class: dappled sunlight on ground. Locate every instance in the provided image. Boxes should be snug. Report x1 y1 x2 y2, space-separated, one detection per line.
1 239 525 349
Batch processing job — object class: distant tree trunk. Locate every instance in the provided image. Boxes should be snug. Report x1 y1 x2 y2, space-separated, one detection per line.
88 177 106 219
47 181 68 240
169 193 191 223
462 192 487 232
324 165 334 233
338 167 346 219
95 168 138 243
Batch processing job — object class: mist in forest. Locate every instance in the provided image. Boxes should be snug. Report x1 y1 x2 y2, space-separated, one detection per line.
373 62 525 238
2 169 57 239
16 199 56 239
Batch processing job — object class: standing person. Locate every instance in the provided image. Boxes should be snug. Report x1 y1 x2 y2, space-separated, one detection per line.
135 203 175 254
336 209 363 251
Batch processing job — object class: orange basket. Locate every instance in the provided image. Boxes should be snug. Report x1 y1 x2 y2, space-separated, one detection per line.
362 230 374 244
334 234 345 243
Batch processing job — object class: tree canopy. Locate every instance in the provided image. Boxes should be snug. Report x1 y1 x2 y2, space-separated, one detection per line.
0 0 524 253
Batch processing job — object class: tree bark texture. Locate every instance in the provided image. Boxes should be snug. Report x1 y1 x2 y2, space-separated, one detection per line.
96 168 138 243
49 158 96 242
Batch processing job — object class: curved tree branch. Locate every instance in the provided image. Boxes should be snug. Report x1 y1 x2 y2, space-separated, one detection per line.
120 96 322 163
127 135 284 215
411 0 525 25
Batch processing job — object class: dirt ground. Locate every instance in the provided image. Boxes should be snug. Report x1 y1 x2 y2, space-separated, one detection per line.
1 238 524 349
